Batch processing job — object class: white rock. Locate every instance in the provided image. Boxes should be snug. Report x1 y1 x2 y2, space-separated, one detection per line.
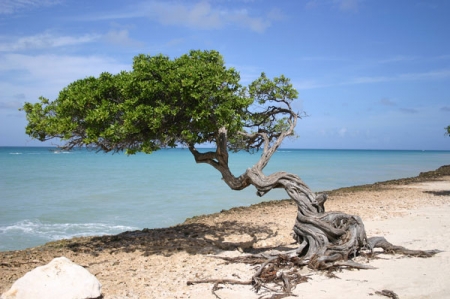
1 256 102 299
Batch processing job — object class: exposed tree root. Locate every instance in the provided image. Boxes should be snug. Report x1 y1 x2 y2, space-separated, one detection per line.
366 236 442 257
187 236 440 297
188 254 309 297
375 289 399 299
187 277 252 299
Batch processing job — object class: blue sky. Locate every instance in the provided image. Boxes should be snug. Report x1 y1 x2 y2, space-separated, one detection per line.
1 0 449 150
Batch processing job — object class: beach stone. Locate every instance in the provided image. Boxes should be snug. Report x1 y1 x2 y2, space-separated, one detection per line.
1 256 102 299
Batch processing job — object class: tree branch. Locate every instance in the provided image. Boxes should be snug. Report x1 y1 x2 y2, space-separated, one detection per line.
188 130 251 191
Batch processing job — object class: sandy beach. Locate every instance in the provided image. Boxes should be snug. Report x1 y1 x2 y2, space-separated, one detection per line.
1 169 450 299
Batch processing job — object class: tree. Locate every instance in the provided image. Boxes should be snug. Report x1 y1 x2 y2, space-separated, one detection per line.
23 50 439 295
446 125 450 136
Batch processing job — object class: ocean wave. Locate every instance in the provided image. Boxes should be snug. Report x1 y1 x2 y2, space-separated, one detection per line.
52 150 71 154
0 219 137 242
9 152 22 155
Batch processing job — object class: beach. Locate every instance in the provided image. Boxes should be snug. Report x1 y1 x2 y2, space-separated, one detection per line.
1 168 450 298
3 147 450 252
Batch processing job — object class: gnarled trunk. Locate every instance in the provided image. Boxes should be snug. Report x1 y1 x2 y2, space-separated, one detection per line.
188 127 368 267
245 165 368 269
188 126 439 271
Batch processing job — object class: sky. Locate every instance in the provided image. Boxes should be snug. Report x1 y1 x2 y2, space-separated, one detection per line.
1 0 449 150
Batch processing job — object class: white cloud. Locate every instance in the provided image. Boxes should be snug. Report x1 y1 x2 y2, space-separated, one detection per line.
227 10 270 33
0 100 23 110
397 69 450 81
0 32 100 52
436 54 450 60
335 0 359 12
379 98 396 107
378 55 418 64
294 80 329 90
306 0 359 12
338 127 347 137
86 1 274 33
145 1 272 33
0 53 130 104
0 53 128 82
163 37 185 48
267 8 285 21
105 29 144 48
305 0 319 10
295 68 450 91
149 1 223 29
0 0 61 14
351 69 450 85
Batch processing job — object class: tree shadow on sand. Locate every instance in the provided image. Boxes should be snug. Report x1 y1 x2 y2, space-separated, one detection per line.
423 190 450 196
54 221 280 257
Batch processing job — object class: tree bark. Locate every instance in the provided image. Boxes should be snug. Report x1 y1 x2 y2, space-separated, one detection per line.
189 123 439 269
243 162 369 268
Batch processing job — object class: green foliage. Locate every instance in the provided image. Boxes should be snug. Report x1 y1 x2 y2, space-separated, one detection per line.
239 72 300 151
446 125 450 137
23 50 299 154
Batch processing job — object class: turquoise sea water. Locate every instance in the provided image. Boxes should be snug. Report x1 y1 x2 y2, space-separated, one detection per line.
1 146 449 251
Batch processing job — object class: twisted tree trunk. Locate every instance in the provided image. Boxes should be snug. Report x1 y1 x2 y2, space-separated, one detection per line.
188 126 439 271
247 168 368 268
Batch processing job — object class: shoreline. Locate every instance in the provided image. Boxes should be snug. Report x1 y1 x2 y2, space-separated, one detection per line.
182 164 450 224
2 166 450 298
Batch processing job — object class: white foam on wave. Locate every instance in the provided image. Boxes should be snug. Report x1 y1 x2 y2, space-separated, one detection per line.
0 219 138 242
9 152 43 155
52 150 71 154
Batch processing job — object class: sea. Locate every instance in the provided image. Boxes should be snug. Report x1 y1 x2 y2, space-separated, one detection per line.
1 146 449 252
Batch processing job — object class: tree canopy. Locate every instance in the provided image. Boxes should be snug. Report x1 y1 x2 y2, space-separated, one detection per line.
23 50 298 155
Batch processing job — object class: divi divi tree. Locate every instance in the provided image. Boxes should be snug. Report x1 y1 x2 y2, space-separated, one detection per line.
23 50 438 291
